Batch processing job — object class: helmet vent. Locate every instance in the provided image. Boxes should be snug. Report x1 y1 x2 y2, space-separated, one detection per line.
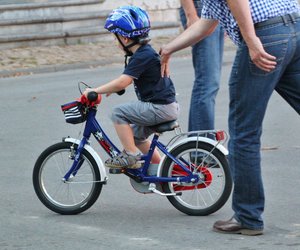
129 9 138 21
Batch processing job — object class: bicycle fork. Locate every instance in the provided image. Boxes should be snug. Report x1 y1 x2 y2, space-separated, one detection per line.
62 138 88 182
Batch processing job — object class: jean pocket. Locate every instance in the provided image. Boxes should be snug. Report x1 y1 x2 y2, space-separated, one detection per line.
249 39 289 76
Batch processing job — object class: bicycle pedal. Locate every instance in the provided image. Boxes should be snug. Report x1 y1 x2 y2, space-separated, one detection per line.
109 168 125 174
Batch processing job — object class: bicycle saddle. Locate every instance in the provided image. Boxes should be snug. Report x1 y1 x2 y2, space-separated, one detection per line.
149 120 179 133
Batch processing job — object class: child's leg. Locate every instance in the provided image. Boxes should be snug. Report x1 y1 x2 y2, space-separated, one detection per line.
105 123 142 169
114 123 139 154
136 140 161 164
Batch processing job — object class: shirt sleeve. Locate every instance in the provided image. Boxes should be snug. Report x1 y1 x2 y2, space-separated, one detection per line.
201 4 214 19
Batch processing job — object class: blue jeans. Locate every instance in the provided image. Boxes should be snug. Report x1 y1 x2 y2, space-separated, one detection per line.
229 16 300 230
179 1 224 131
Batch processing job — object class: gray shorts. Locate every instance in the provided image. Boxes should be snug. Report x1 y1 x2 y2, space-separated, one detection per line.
111 100 180 144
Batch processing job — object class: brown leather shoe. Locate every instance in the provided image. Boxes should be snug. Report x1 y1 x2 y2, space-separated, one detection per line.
213 217 263 236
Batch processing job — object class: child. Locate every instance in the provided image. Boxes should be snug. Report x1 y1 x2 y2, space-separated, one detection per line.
84 6 179 169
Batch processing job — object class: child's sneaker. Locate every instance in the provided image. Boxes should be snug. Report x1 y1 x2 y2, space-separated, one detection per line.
105 150 143 169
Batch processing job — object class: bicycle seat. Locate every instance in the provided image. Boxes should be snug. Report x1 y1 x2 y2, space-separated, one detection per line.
149 120 179 133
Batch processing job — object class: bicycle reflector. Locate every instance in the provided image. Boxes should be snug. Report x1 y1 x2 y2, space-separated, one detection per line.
216 130 225 141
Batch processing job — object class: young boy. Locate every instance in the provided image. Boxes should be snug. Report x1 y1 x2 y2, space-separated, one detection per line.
84 6 179 169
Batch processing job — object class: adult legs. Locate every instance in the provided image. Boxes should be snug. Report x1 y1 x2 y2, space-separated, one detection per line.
227 22 300 229
228 48 274 230
188 27 224 131
275 47 300 114
179 3 224 132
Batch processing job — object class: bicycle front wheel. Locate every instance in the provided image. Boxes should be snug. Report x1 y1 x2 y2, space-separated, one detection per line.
33 142 102 215
161 141 232 216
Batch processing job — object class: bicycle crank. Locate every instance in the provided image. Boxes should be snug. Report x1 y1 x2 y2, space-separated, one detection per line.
149 183 182 196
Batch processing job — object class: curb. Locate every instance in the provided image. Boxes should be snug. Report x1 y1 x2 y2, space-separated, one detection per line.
0 58 117 78
0 48 236 78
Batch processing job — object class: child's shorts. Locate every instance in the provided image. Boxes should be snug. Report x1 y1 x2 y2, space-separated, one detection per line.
111 100 180 144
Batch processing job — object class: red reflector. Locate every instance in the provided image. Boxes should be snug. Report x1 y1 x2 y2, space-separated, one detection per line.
216 130 225 141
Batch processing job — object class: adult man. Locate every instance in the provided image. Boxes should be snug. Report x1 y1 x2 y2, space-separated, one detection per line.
160 0 300 235
180 0 224 133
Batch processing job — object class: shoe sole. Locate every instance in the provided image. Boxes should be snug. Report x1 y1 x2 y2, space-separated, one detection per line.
213 227 263 236
105 162 142 169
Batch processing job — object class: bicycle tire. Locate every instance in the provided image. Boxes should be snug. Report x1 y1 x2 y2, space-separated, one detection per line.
161 141 232 216
33 142 102 215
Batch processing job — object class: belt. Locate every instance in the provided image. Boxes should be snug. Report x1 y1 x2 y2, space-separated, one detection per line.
255 12 300 28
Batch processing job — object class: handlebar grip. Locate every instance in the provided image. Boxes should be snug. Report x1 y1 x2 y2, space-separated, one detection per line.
117 89 125 96
87 91 98 102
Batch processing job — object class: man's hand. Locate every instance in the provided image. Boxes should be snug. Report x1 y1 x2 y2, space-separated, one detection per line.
226 0 276 72
247 36 277 72
159 45 172 77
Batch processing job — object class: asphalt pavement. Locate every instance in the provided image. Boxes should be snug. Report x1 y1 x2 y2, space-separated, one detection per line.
0 42 300 250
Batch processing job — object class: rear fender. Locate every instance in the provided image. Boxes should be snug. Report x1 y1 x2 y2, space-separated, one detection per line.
157 136 228 177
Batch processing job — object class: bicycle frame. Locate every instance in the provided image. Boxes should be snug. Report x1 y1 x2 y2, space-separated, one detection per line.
63 106 200 185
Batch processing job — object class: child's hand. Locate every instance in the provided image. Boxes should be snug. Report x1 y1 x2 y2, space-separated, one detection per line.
83 88 94 98
83 88 89 98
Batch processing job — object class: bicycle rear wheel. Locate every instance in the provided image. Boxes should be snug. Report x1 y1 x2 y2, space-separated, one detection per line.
33 142 102 215
161 141 232 216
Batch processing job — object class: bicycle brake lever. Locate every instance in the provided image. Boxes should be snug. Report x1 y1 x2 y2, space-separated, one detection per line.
78 81 92 94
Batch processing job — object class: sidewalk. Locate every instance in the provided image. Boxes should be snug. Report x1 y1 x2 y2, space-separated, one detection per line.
0 35 236 78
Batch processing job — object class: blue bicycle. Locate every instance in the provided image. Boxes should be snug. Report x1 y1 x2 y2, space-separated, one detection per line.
32 83 232 216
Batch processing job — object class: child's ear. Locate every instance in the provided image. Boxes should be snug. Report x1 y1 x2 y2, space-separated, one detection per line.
123 37 130 44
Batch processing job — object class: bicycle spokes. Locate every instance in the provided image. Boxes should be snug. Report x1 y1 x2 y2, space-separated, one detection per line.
171 163 212 191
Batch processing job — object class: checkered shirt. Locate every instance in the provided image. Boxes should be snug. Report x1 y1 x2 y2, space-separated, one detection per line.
201 0 300 45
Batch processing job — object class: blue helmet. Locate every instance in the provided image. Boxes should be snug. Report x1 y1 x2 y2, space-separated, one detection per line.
104 6 151 38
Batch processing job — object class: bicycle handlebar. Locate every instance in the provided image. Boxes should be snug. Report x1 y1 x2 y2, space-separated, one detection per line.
87 91 99 102
87 89 125 102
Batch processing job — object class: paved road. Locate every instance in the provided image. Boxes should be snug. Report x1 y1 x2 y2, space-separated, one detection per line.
0 57 299 250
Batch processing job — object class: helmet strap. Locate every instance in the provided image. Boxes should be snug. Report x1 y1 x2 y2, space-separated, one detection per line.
115 34 140 67
124 41 140 67
124 55 129 68
115 34 135 55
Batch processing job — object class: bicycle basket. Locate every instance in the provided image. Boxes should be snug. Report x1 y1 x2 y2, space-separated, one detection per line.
61 101 87 124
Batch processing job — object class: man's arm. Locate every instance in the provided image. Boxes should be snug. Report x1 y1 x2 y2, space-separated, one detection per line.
160 18 218 76
181 0 199 27
226 0 276 71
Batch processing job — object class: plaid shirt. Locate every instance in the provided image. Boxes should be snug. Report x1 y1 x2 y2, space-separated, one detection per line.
201 0 300 45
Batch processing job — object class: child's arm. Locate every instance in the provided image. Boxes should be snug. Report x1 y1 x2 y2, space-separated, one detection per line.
85 74 133 97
